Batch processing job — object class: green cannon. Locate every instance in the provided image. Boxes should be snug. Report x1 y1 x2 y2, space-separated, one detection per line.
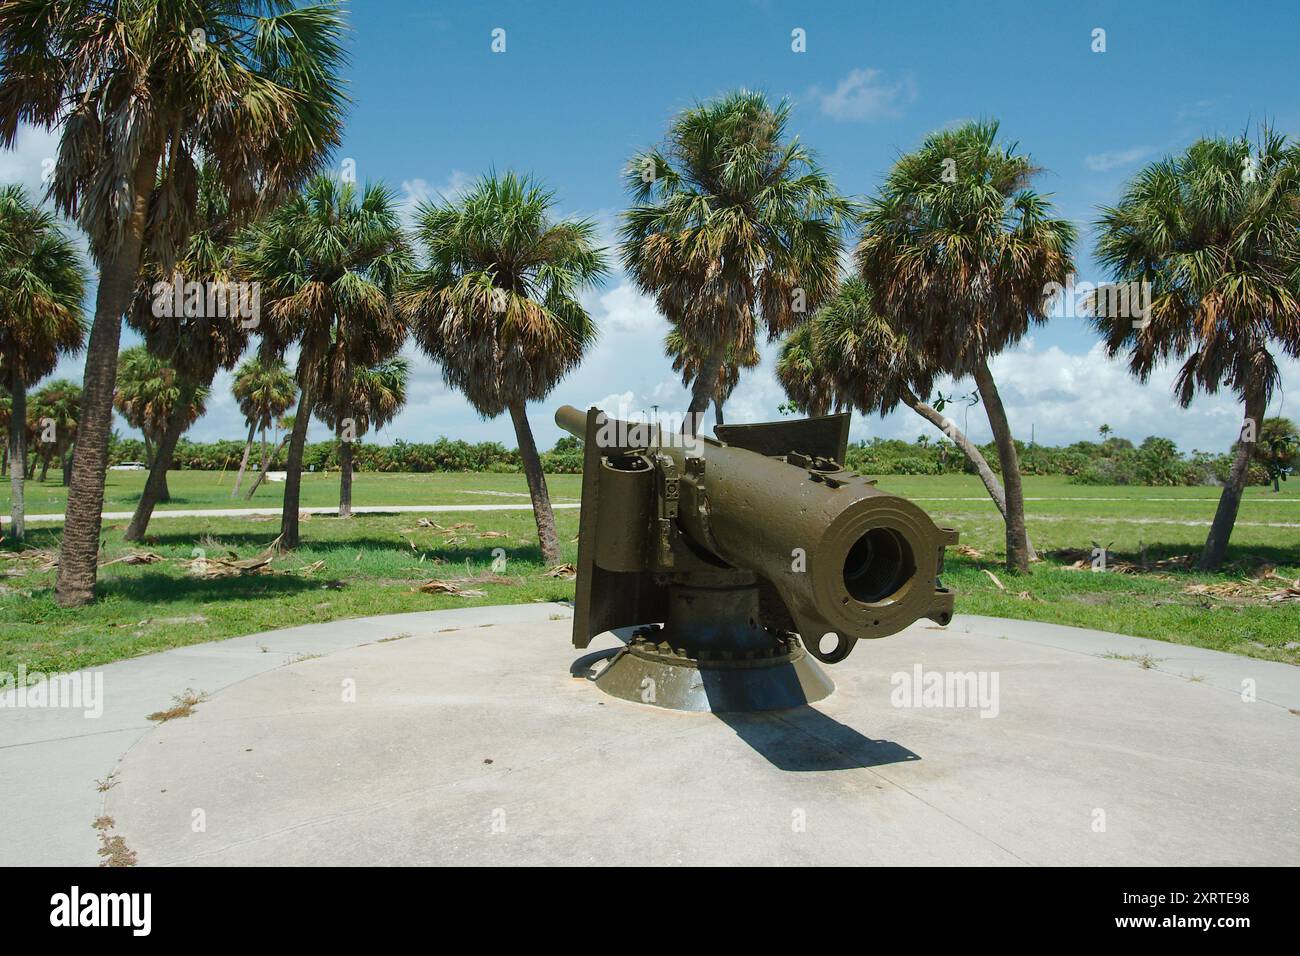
555 405 958 713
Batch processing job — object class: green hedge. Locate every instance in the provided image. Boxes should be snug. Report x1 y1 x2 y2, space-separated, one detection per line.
102 430 1257 486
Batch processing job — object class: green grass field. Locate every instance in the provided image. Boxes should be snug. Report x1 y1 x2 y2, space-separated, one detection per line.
0 468 585 513
2 469 1297 676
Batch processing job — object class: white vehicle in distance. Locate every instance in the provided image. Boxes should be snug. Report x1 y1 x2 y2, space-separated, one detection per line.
109 462 148 471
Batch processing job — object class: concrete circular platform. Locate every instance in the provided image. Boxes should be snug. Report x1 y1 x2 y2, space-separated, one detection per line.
97 610 1300 866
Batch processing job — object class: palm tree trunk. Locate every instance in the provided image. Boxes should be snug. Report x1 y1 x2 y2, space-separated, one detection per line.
683 344 726 436
279 386 314 549
55 152 159 606
246 431 289 499
1199 390 1266 570
37 446 51 482
337 413 354 519
123 381 195 542
900 384 1038 561
902 386 1007 515
231 421 257 498
972 359 1032 573
6 370 26 543
62 443 73 486
508 399 560 564
714 394 725 426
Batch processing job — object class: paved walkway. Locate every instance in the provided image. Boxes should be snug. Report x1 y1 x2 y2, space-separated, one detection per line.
12 502 582 524
3 609 1297 866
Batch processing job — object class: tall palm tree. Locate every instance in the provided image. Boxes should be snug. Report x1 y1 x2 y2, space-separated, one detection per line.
123 165 252 541
0 185 86 542
112 346 209 504
1093 129 1300 569
664 326 758 426
29 378 80 484
231 357 297 498
857 120 1075 572
314 356 408 516
621 90 855 434
239 176 412 548
788 277 1026 545
0 0 348 604
776 321 837 418
401 172 607 563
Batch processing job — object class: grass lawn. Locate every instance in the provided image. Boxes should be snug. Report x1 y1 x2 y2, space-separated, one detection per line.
0 468 585 514
1 470 1296 676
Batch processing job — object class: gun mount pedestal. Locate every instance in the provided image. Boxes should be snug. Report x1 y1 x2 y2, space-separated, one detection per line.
556 404 958 715
591 569 834 712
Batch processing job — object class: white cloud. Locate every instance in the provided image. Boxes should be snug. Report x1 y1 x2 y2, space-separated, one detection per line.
0 124 60 196
1083 146 1155 173
399 171 473 226
809 68 916 122
593 282 663 333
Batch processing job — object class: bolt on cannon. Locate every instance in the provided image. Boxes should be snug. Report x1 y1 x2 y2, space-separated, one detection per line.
556 405 959 713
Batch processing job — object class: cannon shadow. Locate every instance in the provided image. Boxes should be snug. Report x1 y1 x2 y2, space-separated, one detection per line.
715 707 920 772
570 636 920 772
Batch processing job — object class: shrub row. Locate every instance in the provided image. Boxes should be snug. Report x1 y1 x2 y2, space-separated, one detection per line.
104 431 1268 486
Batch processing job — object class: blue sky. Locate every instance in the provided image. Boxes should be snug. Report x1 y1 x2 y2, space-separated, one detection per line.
5 0 1299 452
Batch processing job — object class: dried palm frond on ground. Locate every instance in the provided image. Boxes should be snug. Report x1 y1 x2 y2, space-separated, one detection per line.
181 554 277 579
0 548 59 571
147 689 208 722
412 579 487 597
1184 573 1300 604
544 563 577 578
99 551 164 568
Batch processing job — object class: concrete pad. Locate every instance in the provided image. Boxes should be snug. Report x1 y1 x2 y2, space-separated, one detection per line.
0 602 572 865
88 613 1300 866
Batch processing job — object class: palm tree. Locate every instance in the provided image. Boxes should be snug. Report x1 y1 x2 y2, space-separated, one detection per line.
1256 417 1297 493
0 0 348 604
857 120 1075 572
231 357 297 498
776 321 837 418
0 185 86 542
239 176 412 548
244 413 295 499
401 172 607 563
785 277 1022 539
112 346 209 504
314 356 408 516
29 379 80 484
664 326 758 426
1093 129 1300 569
621 90 855 434
122 166 252 541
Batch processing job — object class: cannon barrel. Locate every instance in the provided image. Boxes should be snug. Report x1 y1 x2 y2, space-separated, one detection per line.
555 405 957 666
